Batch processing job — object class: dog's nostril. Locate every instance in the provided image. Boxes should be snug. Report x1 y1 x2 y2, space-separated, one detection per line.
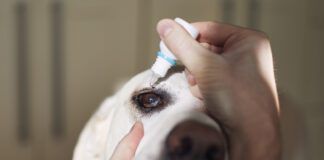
178 136 193 156
205 145 222 160
166 136 193 158
164 120 226 160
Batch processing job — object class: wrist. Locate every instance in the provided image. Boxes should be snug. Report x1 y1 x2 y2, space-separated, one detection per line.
228 115 281 160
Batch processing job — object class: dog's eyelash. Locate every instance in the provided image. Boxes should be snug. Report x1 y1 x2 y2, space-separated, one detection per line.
131 88 172 115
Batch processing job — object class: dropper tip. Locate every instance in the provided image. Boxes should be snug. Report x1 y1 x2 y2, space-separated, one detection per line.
149 71 161 88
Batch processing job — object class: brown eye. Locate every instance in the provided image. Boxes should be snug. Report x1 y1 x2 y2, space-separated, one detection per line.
138 93 162 108
132 88 171 114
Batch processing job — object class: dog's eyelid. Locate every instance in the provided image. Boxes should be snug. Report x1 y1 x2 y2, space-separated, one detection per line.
131 88 172 115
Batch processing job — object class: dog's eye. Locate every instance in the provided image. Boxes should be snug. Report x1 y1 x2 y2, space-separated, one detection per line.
138 93 162 108
132 88 171 114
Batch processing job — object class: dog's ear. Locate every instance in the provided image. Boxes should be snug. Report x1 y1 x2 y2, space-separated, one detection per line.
73 96 117 160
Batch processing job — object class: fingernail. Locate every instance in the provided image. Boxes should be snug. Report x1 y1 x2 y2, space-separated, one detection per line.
185 69 197 86
158 20 174 38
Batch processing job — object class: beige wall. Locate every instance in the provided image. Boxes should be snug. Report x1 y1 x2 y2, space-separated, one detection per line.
0 0 323 159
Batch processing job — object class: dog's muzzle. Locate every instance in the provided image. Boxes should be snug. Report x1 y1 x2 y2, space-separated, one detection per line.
135 111 227 160
161 120 226 160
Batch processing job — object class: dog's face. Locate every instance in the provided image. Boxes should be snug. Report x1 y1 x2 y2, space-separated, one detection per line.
73 69 227 160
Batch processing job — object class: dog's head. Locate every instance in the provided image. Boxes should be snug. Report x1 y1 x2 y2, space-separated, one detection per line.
74 68 227 160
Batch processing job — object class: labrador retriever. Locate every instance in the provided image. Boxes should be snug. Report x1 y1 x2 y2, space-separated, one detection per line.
73 68 228 160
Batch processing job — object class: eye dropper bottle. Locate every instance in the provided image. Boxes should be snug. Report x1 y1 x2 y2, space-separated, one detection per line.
150 18 199 86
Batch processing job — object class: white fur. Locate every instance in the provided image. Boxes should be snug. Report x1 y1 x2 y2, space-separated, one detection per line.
73 70 225 160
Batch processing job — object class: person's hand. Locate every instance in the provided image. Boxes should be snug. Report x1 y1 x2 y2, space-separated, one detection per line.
110 122 144 160
157 19 280 160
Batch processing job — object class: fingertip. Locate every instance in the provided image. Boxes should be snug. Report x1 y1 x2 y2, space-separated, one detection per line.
133 121 144 137
128 121 144 143
157 19 176 38
185 69 197 86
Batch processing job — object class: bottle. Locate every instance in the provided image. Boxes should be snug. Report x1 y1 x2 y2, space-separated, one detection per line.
150 18 199 80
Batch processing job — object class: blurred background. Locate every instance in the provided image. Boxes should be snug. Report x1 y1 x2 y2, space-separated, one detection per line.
0 0 323 159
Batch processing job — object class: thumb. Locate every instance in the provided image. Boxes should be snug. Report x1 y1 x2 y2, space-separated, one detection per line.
110 122 144 160
157 19 224 78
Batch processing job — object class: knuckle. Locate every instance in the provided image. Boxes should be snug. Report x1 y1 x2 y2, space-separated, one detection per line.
250 30 270 43
205 21 218 29
243 30 271 53
256 32 271 46
198 21 219 35
256 33 271 49
258 31 270 40
243 27 270 40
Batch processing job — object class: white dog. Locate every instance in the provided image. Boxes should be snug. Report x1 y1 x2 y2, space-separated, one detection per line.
73 68 227 160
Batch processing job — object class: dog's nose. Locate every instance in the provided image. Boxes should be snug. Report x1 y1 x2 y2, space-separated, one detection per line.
164 120 226 160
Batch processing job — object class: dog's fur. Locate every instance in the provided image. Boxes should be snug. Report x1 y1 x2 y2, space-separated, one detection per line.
73 69 226 160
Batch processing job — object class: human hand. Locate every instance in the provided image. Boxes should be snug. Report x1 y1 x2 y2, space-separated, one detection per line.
110 122 144 160
156 19 280 160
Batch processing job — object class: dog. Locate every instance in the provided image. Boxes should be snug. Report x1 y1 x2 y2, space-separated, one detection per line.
73 68 228 160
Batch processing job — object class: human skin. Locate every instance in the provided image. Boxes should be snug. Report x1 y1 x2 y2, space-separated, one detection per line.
157 19 281 160
111 19 281 160
110 122 144 160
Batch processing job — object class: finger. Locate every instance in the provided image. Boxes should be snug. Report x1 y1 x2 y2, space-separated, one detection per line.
184 43 222 85
200 42 223 53
157 19 223 77
110 122 144 160
189 85 203 99
185 69 196 86
200 42 211 49
192 21 243 47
